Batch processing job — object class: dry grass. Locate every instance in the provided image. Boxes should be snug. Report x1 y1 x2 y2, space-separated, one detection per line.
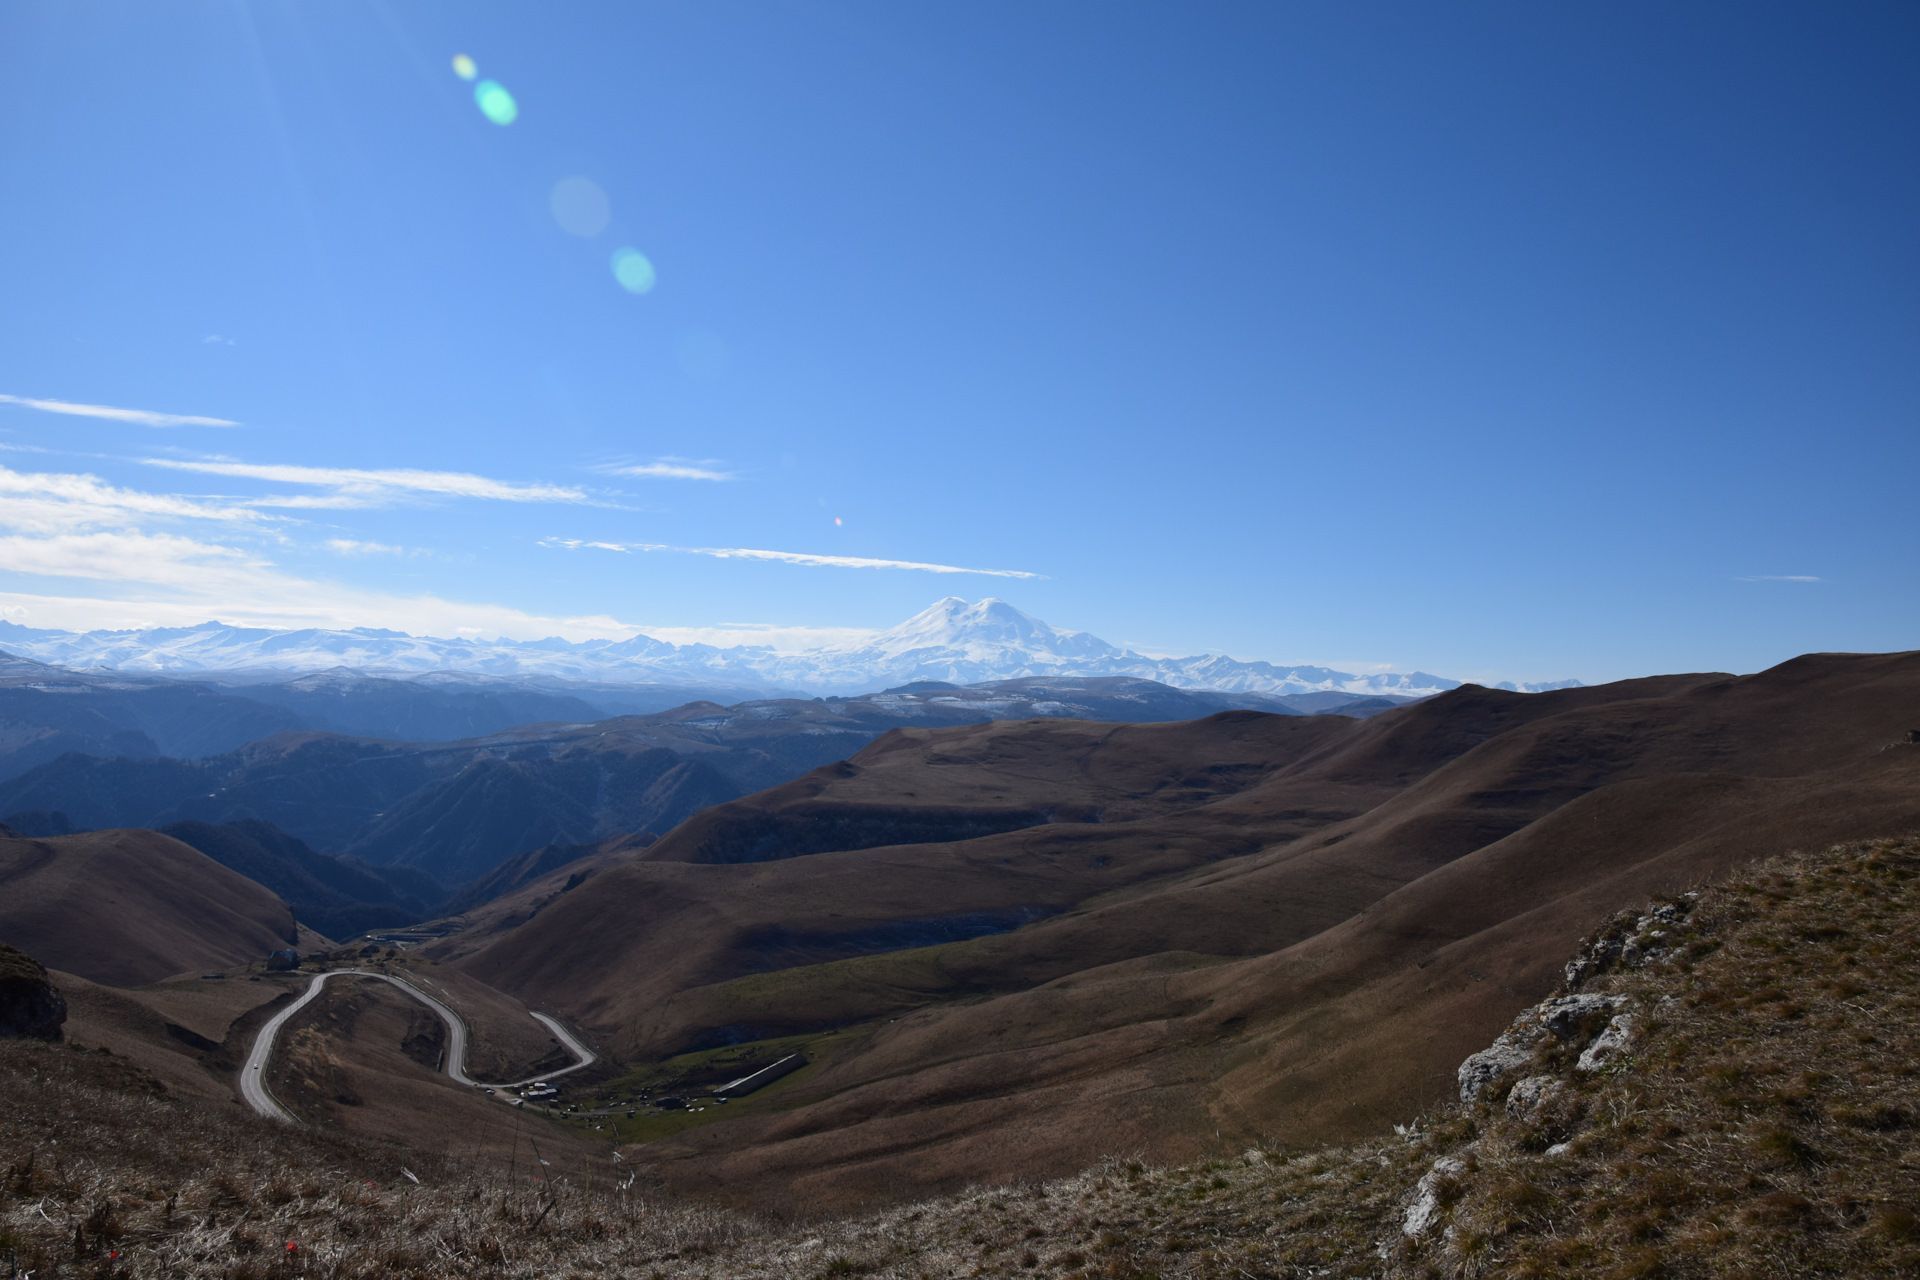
1382 832 1920 1279
4 835 1919 1278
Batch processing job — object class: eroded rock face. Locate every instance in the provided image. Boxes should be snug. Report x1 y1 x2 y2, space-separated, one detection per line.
1457 1036 1536 1104
1456 994 1631 1104
0 943 67 1041
1577 1013 1636 1072
1505 1074 1561 1117
1539 994 1626 1042
1564 893 1698 988
1402 1154 1467 1237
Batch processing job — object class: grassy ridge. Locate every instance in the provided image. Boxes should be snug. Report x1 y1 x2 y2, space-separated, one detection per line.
2 835 1917 1277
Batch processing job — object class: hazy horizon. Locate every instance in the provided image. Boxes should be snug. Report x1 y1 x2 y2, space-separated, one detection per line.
2 2 1914 687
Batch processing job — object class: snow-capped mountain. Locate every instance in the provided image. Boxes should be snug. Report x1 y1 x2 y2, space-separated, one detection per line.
865 597 1123 662
0 598 1579 698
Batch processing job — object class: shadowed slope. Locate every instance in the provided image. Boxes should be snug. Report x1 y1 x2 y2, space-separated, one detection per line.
157 818 447 938
445 653 1920 1208
0 828 315 986
452 674 1712 1048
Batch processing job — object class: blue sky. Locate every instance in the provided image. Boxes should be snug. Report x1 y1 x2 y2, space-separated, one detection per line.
0 1 1914 684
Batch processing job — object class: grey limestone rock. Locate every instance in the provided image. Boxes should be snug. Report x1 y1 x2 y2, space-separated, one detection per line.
1505 1074 1561 1117
1458 994 1631 1104
1539 994 1628 1041
1402 1154 1467 1237
1577 1013 1636 1072
1457 1036 1536 1104
1564 893 1699 988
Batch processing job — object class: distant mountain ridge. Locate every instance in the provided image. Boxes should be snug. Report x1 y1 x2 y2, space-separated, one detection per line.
0 598 1580 697
0 675 1388 887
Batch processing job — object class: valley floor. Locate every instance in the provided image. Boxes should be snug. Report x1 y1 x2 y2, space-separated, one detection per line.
4 834 1919 1278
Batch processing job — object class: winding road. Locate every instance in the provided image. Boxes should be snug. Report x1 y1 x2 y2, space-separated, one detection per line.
240 968 598 1123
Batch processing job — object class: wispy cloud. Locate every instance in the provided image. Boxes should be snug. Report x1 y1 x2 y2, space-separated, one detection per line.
0 464 264 534
0 581 638 643
545 538 1044 579
0 465 279 594
0 460 636 642
601 458 735 482
0 393 239 428
1734 574 1821 583
142 458 590 505
0 530 273 592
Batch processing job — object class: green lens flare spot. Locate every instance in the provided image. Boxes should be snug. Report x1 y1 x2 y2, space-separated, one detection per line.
611 248 657 294
474 80 518 125
452 54 477 81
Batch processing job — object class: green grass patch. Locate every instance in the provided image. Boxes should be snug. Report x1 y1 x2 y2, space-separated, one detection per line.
557 1020 888 1144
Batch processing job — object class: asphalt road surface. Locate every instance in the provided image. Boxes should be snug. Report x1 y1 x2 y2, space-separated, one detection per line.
240 968 597 1123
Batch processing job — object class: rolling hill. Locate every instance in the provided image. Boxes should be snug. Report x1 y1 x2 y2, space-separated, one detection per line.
435 650 1920 1207
155 818 448 938
0 827 323 986
5 836 1919 1276
0 676 1358 887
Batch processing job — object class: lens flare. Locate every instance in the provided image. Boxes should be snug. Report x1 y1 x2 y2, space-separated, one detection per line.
834 517 843 526
451 54 476 81
550 177 611 237
611 247 656 293
474 80 518 125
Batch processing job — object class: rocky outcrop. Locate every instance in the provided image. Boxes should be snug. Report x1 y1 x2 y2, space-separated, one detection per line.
0 943 67 1041
1576 1011 1636 1072
1456 993 1630 1103
1562 893 1698 988
1504 1074 1561 1117
1402 1154 1467 1236
1454 889 1705 1107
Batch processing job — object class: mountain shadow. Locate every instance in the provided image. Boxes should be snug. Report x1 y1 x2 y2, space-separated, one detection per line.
436 651 1920 1209
155 818 449 938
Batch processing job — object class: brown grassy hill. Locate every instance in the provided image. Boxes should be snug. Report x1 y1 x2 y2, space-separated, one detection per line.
444 829 657 915
438 652 1920 1208
0 828 323 986
452 677 1704 1028
444 674 1712 1049
51 967 299 1103
2 836 1916 1277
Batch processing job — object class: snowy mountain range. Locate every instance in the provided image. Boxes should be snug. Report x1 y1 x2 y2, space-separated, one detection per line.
0 598 1580 698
